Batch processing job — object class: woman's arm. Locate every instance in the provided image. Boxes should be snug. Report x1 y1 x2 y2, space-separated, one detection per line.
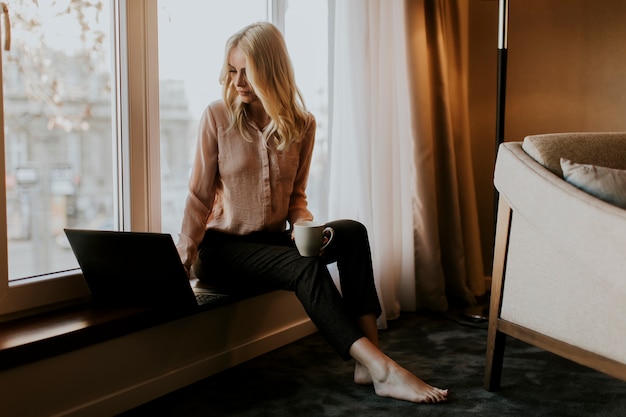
288 114 316 226
177 105 220 269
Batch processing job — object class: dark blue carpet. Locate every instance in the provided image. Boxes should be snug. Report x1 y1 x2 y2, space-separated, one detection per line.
120 311 626 416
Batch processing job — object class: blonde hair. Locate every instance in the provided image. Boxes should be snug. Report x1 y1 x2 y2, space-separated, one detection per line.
219 22 308 150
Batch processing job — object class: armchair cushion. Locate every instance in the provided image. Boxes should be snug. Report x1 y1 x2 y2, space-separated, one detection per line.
522 132 626 177
561 158 626 209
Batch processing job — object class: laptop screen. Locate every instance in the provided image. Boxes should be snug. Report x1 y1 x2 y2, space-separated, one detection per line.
64 229 197 309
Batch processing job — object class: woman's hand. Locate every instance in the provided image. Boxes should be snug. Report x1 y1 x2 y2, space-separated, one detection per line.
183 262 192 278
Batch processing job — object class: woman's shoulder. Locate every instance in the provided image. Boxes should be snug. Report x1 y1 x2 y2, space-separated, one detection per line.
304 110 316 131
205 100 228 116
199 100 230 126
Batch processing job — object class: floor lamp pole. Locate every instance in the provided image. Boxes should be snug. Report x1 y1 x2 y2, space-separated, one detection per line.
466 0 508 321
493 1 508 241
496 0 508 149
493 0 508 243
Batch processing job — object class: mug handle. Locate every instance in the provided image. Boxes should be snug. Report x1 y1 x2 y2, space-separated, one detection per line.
320 227 335 251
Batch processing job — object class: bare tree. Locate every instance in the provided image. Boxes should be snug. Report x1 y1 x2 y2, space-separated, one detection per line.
6 0 107 133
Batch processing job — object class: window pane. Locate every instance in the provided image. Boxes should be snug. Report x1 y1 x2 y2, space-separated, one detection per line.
158 0 267 235
4 1 114 280
285 0 329 221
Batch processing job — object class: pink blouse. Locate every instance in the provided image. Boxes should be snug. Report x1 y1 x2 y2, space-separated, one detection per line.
176 100 316 268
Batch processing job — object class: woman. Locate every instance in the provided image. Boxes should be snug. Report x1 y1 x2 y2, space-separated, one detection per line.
176 21 448 404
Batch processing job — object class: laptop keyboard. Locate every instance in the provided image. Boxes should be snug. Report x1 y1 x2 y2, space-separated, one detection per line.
195 292 230 305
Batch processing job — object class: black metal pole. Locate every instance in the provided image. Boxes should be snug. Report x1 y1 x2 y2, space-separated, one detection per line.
494 0 508 232
467 0 509 322
496 0 509 150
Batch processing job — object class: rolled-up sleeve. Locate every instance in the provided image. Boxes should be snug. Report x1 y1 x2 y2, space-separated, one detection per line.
177 106 219 267
288 116 316 225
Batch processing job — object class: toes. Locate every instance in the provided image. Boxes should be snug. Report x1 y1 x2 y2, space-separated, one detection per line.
431 388 448 403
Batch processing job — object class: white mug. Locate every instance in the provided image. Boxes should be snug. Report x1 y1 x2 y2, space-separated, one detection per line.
293 221 335 257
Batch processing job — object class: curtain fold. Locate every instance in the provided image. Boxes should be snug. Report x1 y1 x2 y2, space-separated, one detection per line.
405 0 485 310
328 0 484 318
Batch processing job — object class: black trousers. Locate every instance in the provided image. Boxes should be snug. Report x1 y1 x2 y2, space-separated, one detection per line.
193 219 382 360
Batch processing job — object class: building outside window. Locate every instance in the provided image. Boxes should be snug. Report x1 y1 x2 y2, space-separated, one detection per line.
3 0 115 281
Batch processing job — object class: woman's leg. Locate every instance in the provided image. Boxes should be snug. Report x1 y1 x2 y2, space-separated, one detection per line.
322 220 381 320
353 313 378 384
323 220 448 403
195 229 448 404
321 220 382 383
194 230 365 359
349 337 449 403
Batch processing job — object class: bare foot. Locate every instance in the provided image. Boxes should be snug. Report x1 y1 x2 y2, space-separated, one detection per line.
371 360 448 404
349 337 448 404
354 361 372 385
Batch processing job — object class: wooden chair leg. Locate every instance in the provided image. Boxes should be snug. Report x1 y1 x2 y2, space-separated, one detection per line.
485 327 506 391
484 196 512 391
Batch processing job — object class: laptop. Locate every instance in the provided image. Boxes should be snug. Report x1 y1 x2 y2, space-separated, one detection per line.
64 228 228 310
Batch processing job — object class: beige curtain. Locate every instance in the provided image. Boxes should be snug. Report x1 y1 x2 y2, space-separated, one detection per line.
405 0 485 311
328 0 418 325
328 0 484 318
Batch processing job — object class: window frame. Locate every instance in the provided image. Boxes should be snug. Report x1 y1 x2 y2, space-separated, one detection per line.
0 0 297 319
0 0 161 318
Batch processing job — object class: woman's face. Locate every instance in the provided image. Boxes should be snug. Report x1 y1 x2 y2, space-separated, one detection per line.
228 47 259 105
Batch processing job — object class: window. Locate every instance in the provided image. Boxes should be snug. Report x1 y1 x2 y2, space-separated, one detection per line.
283 0 330 222
0 0 329 317
3 1 114 283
